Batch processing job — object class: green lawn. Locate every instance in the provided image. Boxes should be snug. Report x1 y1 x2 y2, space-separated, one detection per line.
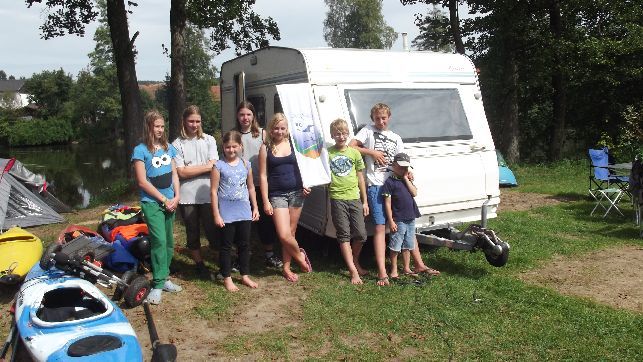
2 160 641 361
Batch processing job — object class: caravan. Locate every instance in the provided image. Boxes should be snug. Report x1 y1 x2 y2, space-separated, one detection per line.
220 47 508 266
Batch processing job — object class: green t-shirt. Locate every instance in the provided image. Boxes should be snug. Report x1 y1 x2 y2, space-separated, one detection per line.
328 146 365 200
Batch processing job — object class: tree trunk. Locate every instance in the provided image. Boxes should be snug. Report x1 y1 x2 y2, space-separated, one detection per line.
500 37 520 164
448 0 465 54
169 0 187 141
548 0 566 161
105 0 143 160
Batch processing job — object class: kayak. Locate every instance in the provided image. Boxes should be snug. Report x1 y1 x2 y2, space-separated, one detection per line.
13 264 143 361
0 227 43 285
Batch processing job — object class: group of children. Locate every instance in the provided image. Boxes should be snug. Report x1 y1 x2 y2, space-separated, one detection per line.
131 102 438 304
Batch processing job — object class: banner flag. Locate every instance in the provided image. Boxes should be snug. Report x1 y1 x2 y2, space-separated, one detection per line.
276 83 331 188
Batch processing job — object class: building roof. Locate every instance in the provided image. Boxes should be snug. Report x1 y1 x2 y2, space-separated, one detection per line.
0 79 26 92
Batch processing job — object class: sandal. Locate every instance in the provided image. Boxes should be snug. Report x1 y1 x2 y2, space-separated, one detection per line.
300 248 312 272
376 276 390 286
402 271 419 278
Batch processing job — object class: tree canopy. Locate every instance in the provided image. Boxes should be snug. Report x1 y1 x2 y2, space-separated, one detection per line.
323 0 398 49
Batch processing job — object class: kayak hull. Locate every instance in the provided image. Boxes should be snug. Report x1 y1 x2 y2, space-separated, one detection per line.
0 227 43 285
14 265 143 361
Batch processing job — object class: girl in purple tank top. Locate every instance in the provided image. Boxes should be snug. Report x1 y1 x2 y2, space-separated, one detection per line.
259 113 313 283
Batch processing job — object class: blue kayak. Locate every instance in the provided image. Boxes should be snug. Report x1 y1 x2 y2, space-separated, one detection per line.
14 265 143 361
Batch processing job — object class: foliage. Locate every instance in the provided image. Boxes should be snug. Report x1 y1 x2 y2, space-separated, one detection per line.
186 0 280 56
23 68 74 118
323 0 398 49
597 104 643 162
411 5 453 52
5 117 73 146
0 70 6 80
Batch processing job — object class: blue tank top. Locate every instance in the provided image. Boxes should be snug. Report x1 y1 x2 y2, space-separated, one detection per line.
267 142 303 197
215 159 251 223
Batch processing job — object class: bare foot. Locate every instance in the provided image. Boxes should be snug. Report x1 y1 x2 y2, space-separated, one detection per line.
349 271 363 285
283 269 299 283
241 275 258 288
415 267 441 276
223 277 239 292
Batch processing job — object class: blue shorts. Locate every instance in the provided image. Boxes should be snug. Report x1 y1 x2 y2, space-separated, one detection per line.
367 185 386 225
388 219 416 252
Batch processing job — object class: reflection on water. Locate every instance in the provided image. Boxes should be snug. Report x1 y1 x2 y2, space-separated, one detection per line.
0 144 128 209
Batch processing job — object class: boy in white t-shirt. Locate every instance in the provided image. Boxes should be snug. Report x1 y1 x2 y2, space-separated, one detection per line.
349 103 439 286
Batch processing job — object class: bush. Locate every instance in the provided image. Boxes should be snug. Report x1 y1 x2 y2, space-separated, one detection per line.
8 117 74 146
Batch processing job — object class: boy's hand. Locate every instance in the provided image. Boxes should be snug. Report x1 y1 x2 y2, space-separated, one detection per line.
372 150 387 166
214 215 225 228
362 203 370 217
406 170 414 182
389 220 397 233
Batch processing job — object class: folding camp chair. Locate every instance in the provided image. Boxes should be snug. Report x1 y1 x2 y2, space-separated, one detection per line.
588 148 629 217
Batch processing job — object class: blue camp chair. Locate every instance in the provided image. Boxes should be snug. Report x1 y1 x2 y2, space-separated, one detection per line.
588 148 629 217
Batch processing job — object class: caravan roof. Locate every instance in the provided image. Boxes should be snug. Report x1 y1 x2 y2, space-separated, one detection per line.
220 46 479 89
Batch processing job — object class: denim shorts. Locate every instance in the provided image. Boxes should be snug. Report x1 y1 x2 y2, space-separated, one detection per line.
269 190 305 209
367 185 386 225
388 219 416 252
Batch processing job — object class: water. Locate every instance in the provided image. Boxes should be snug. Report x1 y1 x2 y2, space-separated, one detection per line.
0 144 129 209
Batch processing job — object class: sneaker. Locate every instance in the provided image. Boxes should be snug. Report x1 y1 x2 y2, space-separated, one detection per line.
265 255 283 268
163 279 182 293
146 288 163 304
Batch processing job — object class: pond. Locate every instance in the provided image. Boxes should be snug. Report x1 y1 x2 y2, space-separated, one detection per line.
0 143 129 209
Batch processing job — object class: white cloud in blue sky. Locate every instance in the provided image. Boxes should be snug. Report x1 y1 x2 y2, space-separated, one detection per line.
0 0 428 81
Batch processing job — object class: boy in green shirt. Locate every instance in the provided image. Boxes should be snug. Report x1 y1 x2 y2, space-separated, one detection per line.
328 119 370 284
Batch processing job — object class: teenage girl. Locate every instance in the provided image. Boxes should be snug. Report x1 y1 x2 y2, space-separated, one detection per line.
235 101 282 269
258 113 312 282
172 105 219 279
132 110 182 305
210 130 259 292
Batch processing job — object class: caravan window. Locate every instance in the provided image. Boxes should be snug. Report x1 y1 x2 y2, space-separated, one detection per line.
247 96 266 128
344 88 473 142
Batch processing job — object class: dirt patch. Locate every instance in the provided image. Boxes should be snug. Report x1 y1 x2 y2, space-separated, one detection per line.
122 276 306 361
499 189 577 212
520 246 643 313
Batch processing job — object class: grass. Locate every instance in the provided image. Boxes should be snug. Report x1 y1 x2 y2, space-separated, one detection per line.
2 160 641 361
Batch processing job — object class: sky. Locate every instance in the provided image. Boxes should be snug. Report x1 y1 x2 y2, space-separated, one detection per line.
0 0 431 81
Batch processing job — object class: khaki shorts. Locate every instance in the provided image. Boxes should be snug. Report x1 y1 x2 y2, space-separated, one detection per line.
330 199 367 243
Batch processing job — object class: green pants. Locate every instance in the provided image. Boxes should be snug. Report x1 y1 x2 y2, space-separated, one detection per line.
141 201 175 289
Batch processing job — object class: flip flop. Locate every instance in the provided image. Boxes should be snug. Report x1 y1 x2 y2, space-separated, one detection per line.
376 276 390 286
300 248 312 272
403 271 419 278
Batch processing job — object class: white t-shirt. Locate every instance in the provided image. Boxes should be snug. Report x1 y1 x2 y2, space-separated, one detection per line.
240 128 264 186
172 134 219 204
353 124 404 186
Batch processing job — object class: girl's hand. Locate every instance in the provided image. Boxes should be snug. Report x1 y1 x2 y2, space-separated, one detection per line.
165 197 179 212
214 215 225 228
302 187 311 197
362 203 370 217
264 203 273 216
389 221 398 233
251 208 260 221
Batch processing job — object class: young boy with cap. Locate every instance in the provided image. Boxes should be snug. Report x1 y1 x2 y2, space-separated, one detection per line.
381 153 421 279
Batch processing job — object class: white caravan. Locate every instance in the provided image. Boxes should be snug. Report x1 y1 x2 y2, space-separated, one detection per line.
220 47 509 266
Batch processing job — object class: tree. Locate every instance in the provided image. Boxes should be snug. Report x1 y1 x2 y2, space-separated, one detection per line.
401 0 465 53
166 0 280 140
411 5 453 52
23 68 73 118
27 0 143 155
323 0 398 49
0 71 6 80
